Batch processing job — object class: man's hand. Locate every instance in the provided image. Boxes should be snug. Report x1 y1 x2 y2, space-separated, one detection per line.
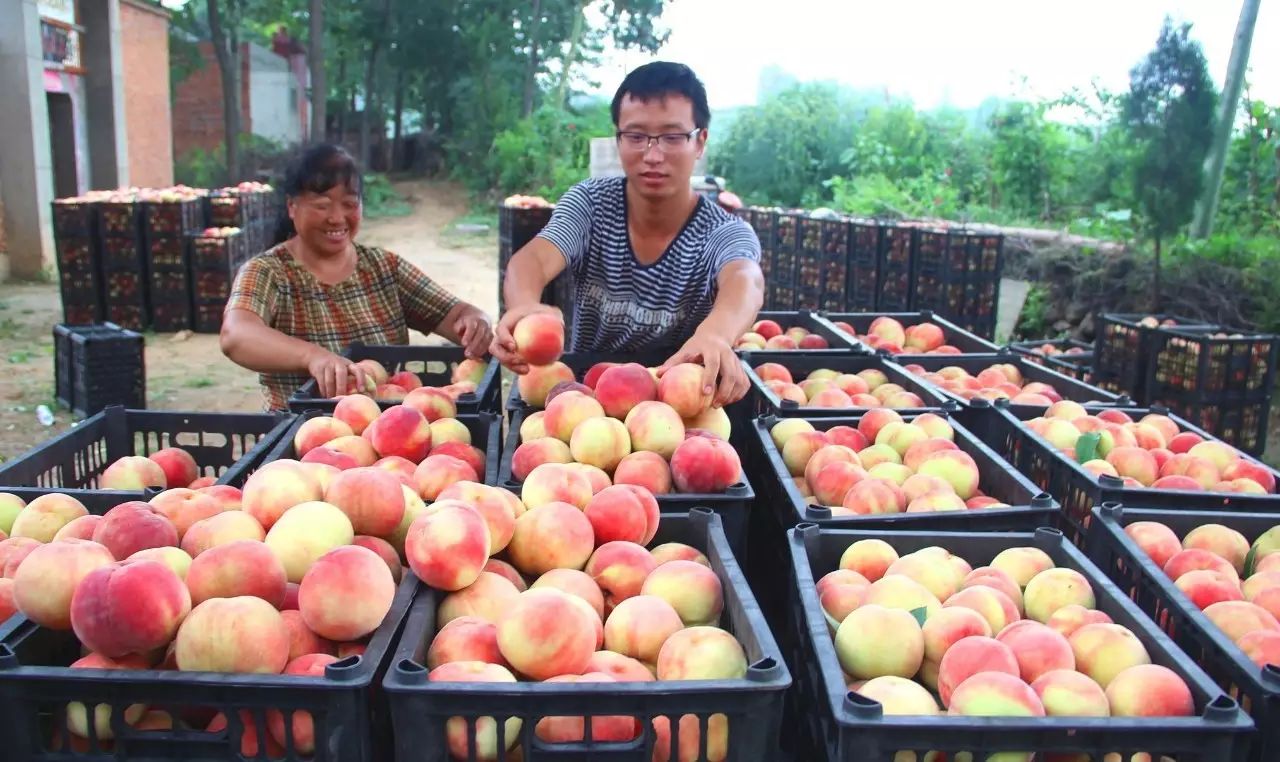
306 347 368 399
658 330 748 409
450 305 494 360
490 304 563 375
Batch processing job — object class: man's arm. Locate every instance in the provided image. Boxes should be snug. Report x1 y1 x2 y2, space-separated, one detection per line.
659 259 765 407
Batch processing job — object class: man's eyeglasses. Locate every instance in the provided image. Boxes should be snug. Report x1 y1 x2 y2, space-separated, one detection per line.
615 129 701 152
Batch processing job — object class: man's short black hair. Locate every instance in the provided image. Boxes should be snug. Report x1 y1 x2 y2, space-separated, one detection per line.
611 61 711 130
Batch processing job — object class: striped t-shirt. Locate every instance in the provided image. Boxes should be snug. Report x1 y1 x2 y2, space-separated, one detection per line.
536 177 761 353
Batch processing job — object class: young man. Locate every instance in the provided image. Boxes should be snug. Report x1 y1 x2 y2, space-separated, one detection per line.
490 62 764 408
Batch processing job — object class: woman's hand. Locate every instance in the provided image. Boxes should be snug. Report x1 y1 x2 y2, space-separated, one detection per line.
450 305 494 359
306 347 368 398
490 304 563 375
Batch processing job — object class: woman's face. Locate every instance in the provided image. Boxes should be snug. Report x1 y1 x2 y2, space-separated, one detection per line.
288 183 362 257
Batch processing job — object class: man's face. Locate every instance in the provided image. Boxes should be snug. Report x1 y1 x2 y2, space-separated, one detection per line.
616 93 706 201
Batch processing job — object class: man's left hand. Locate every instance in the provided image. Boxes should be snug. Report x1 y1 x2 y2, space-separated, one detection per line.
452 307 494 359
658 330 748 409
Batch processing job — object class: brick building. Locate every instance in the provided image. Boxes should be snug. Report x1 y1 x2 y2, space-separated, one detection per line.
120 0 173 188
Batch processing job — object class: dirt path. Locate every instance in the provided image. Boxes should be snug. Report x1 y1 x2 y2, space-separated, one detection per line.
0 179 497 462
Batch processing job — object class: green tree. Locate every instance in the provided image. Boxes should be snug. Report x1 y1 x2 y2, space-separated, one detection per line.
987 101 1070 220
1122 18 1218 307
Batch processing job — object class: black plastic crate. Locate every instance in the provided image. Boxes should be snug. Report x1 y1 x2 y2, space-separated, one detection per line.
148 298 192 333
0 406 294 499
1147 327 1278 400
383 508 791 762
844 219 881 312
1093 313 1216 402
0 568 418 761
289 344 501 417
818 310 1001 356
96 201 142 238
145 198 203 237
980 400 1280 545
775 211 801 255
1156 395 1273 457
498 407 755 561
746 410 1056 645
739 351 950 419
51 200 97 238
874 223 913 311
745 310 863 354
100 235 146 273
57 263 104 326
54 234 98 273
946 228 1005 339
262 408 502 487
206 192 251 228
747 208 777 253
52 323 145 418
795 217 849 302
498 204 554 263
765 282 797 311
1089 503 1280 762
102 271 148 331
908 226 964 318
1009 338 1095 380
191 302 226 334
189 231 250 276
789 523 1253 762
146 234 188 271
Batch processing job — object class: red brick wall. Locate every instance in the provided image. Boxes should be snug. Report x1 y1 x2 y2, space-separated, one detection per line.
120 0 174 187
172 42 253 160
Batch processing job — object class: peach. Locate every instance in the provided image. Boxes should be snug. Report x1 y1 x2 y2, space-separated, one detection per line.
293 416 354 456
535 673 640 743
327 434 379 466
655 625 748 682
1239 629 1280 668
1244 583 1280 622
405 500 490 591
915 450 981 500
907 491 967 512
127 546 193 580
299 545 395 641
594 363 658 419
862 575 942 619
781 431 831 477
602 594 684 667
10 493 89 543
584 650 654 682
1105 446 1159 486
804 444 861 484
1163 548 1239 583
513 313 565 365
0 536 40 578
52 514 102 542
1188 441 1240 473
321 466 406 537
1124 521 1183 569
876 422 929 458
507 502 594 575
587 541 659 612
409 456 475 501
439 571 521 626
570 416 632 473
1222 460 1276 492
1096 408 1133 424
1068 623 1151 688
1160 454 1220 489
937 636 1020 707
996 621 1075 683
387 371 423 391
70 559 191 657
187 539 288 606
840 539 899 582
432 440 485 476
1175 569 1243 610
840 478 904 515
428 418 472 449
522 463 592 510
888 552 963 601
963 568 1025 614
1243 571 1280 600
241 460 323 531
903 438 960 471
856 444 902 470
528 568 604 621
810 461 867 506
1168 431 1204 453
281 609 337 660
0 493 23 535
834 604 924 680
175 596 291 673
541 390 602 442
264 500 355 583
1106 664 1193 717
683 406 732 442
498 588 597 679
657 363 713 418
615 403 687 461
147 489 226 539
671 435 741 493
584 485 657 545
753 318 783 339
518 361 575 406
569 462 613 494
991 547 1055 588
1031 669 1110 717
1182 523 1249 574
1045 604 1113 638
507 439 568 483
922 607 993 664
650 544 709 570
13 538 114 628
375 383 407 400
149 447 199 489
613 451 674 495
181 510 266 557
642 559 723 627
1203 600 1280 642
1024 568 1095 623
101 455 168 490
769 418 816 451
948 670 1046 721
90 501 178 559
265 653 341 753
820 581 867 629
945 586 1020 634
402 388 456 425
428 616 505 669
363 405 434 462
333 393 381 434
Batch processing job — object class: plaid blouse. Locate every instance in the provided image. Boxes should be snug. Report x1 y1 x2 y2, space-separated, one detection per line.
226 242 459 411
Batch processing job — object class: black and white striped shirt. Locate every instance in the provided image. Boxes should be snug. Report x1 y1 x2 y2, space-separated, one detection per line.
536 177 761 353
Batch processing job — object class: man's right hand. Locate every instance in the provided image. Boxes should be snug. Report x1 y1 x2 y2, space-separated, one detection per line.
307 347 368 398
490 303 564 375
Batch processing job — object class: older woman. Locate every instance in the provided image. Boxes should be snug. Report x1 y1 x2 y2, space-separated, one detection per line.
221 144 492 411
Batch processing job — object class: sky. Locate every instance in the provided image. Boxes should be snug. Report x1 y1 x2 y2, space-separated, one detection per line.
590 0 1278 111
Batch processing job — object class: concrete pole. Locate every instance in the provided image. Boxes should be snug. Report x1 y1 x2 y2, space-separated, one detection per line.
81 0 130 189
0 0 56 279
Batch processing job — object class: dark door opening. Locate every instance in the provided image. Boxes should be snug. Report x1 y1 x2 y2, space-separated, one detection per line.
47 92 78 199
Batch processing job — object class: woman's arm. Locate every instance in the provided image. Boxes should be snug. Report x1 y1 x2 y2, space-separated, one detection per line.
220 309 367 397
393 252 494 358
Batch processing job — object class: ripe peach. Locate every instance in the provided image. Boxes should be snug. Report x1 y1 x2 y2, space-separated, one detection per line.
10 493 89 543
586 541 658 613
963 568 1025 614
530 568 605 621
522 463 592 510
1222 460 1276 492
862 575 942 619
299 545 396 641
64 653 148 741
1203 600 1280 642
1105 447 1159 486
333 393 381 435
1238 629 1280 668
186 539 288 607
181 510 266 557
671 435 741 493
147 489 227 539
642 560 723 627
1024 568 1095 623
1243 571 1280 600
834 604 924 680
1164 549 1239 583
405 502 490 591
996 621 1075 683
584 650 654 682
657 363 712 418
683 406 731 442
856 444 901 470
838 478 903 515
916 450 980 500
594 363 658 419
650 543 709 568
1106 664 1193 717
0 536 40 578
518 362 575 407
90 501 178 559
428 662 523 759
991 547 1055 589
613 450 674 494
1068 623 1151 688
264 500 355 583
922 607 993 664
320 467 405 537
499 588 597 679
241 460 324 531
1030 669 1110 717
13 538 114 629
1124 521 1183 569
948 671 1045 720
945 586 1020 634
619 401 686 460
840 539 899 582
281 609 337 660
937 636 1020 707
375 383 407 400
1182 523 1250 574
1167 431 1204 453
769 418 816 450
293 417 354 457
438 482 519 555
1044 604 1113 639
439 571 521 626
568 462 612 495
52 514 102 542
363 405 434 462
514 313 565 365
810 461 867 506
535 673 640 743
888 552 963 601
101 455 168 490
428 616 505 669
1175 569 1243 610
583 485 657 545
1159 454 1220 490
411 454 477 500
570 417 632 473
175 596 290 673
507 502 594 576
70 559 191 657
128 546 193 580
902 439 960 472
149 447 199 489
1188 441 1240 473
326 435 379 467
655 625 747 683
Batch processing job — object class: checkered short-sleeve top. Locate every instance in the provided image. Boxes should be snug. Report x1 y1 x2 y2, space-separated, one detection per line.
226 242 459 411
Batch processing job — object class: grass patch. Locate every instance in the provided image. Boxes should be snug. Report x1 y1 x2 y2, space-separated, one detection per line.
439 206 499 249
363 174 413 219
184 377 216 389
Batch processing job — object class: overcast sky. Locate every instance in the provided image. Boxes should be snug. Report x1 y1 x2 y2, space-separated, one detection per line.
590 0 1277 111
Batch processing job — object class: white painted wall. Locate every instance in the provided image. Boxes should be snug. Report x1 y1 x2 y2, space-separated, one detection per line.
248 42 300 146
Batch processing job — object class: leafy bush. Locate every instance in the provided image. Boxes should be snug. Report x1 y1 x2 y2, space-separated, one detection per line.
174 134 293 188
483 103 614 201
362 174 412 218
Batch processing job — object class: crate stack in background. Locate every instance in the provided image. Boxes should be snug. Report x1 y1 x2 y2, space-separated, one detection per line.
97 196 149 330
189 228 251 333
740 206 1005 339
51 195 107 325
142 188 206 332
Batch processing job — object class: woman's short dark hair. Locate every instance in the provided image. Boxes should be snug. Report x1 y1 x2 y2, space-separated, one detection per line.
271 144 362 245
610 62 710 130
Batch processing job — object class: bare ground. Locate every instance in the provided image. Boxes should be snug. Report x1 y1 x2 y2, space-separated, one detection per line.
0 179 499 462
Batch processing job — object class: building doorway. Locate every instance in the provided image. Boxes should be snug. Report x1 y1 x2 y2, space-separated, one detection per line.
47 92 78 199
